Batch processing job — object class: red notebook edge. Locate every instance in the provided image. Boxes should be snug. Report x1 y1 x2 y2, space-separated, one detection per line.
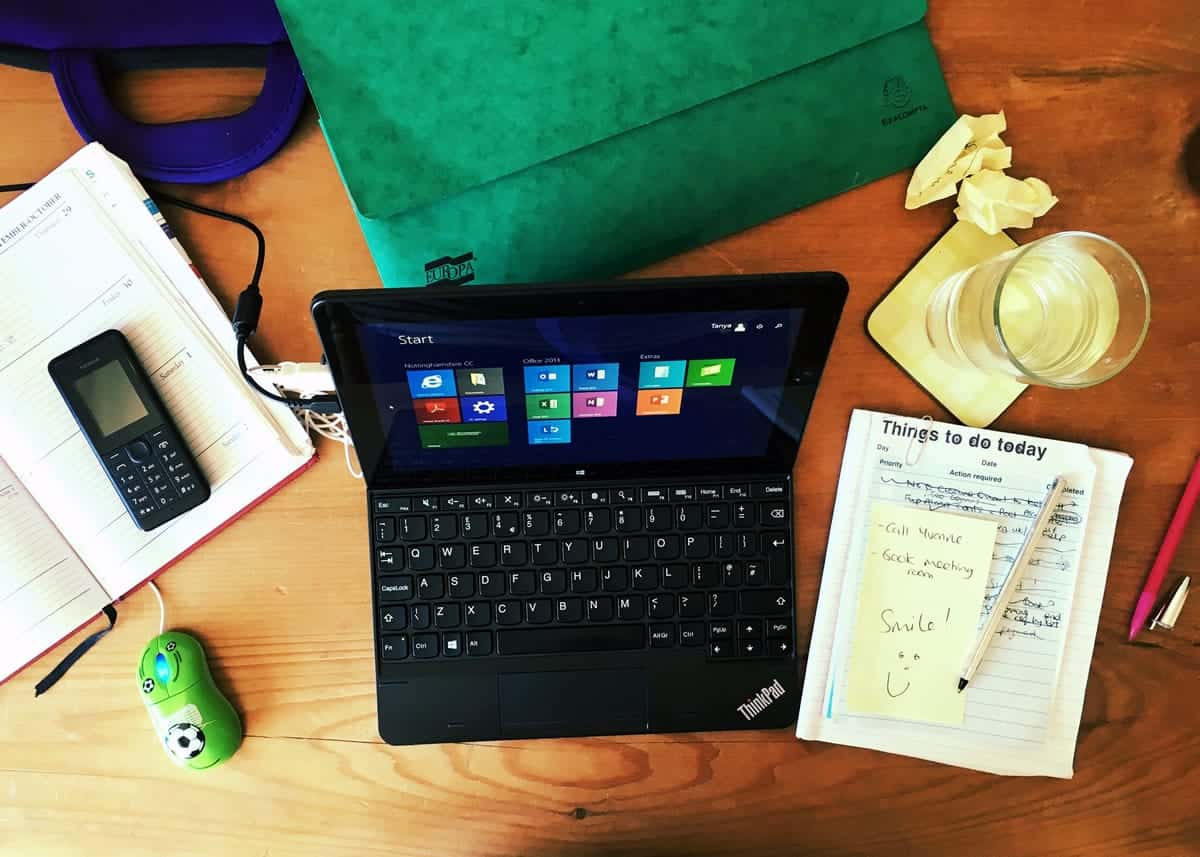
1 451 319 688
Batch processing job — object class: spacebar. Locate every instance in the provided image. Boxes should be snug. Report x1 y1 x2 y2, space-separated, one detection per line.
497 625 645 655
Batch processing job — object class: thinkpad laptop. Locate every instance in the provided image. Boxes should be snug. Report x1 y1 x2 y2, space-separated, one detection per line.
312 273 847 744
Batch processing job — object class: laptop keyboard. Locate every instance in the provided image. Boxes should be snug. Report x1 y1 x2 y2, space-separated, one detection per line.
370 480 794 663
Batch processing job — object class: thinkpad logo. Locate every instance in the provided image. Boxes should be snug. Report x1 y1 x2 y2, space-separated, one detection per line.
424 252 476 286
736 679 786 721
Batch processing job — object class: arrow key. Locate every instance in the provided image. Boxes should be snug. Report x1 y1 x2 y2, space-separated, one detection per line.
770 639 793 658
738 618 763 639
740 638 762 657
709 640 732 659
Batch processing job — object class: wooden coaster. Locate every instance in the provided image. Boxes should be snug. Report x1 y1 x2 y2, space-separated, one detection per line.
868 221 1026 428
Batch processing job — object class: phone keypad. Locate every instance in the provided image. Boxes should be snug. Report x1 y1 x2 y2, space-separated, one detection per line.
103 427 202 522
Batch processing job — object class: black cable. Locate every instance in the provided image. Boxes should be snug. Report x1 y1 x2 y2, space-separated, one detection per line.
0 182 34 193
151 189 267 291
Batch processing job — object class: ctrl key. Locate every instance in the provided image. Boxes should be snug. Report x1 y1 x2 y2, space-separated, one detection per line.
381 635 409 661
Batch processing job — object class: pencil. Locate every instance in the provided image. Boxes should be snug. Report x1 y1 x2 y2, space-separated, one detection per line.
958 476 1067 692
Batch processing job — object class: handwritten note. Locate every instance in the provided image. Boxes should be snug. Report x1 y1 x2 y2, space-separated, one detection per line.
845 503 997 725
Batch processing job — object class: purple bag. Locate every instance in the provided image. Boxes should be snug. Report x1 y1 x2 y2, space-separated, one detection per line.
0 1 307 183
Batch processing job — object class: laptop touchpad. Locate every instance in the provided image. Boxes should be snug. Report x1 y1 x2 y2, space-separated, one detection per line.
499 669 648 734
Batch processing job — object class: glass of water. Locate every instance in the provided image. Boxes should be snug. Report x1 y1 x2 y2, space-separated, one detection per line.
925 231 1150 388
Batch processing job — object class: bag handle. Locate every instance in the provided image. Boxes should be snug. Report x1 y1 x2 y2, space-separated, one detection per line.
48 43 307 184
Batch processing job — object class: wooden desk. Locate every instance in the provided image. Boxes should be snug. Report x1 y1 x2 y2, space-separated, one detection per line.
2 3 1198 855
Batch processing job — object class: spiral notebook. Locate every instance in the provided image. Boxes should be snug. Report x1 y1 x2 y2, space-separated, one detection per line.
0 144 315 684
796 409 1132 778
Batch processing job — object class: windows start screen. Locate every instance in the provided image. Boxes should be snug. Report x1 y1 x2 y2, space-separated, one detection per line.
406 357 736 450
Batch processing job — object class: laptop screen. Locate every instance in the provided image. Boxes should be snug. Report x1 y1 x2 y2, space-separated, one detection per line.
313 275 846 485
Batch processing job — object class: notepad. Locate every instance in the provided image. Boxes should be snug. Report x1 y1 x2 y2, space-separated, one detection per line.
0 144 315 684
796 409 1132 778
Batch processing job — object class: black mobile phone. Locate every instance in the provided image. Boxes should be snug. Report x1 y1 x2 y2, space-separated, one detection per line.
48 330 209 531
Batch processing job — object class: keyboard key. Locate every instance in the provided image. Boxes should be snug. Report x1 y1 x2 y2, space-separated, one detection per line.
465 602 491 626
645 505 671 531
478 573 505 596
754 482 788 498
591 536 619 563
770 555 790 586
553 509 581 534
622 536 650 562
379 577 413 603
539 569 567 594
411 604 431 629
676 505 701 530
374 496 411 514
399 516 426 541
461 513 488 540
375 517 396 543
381 635 408 660
732 502 754 528
721 561 741 586
647 594 674 618
561 539 587 564
642 487 668 502
556 597 583 623
526 599 553 624
437 544 466 569
714 533 734 558
497 624 644 655
495 600 521 625
697 486 723 501
529 540 556 565
738 619 763 639
740 638 762 657
416 574 444 599
584 508 612 533
493 512 520 537
468 493 494 509
500 542 527 566
569 568 597 593
652 534 680 560
467 630 493 655
611 487 637 504
725 484 750 499
671 486 696 501
683 534 710 559
661 564 687 589
415 496 439 512
760 502 788 526
448 573 474 598
442 632 464 656
523 510 551 536
407 544 435 571
744 561 766 586
680 622 705 646
769 638 793 657
692 563 718 588
706 503 730 529
556 490 581 506
601 567 627 591
469 543 496 568
741 589 791 615
678 592 704 618
709 639 732 658
509 571 536 595
762 532 789 555
649 624 674 647
497 492 522 508
434 604 461 628
411 633 438 658
767 619 792 639
430 514 458 540
737 533 756 557
617 595 643 620
709 591 736 617
631 565 658 590
526 490 553 507
586 596 614 622
709 621 732 641
376 548 402 573
443 495 467 511
379 606 407 630
583 488 609 504
615 507 642 532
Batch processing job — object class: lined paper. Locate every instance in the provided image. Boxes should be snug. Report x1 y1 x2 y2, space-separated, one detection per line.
798 410 1131 778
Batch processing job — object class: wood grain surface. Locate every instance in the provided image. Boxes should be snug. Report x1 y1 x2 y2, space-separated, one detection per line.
2 3 1198 855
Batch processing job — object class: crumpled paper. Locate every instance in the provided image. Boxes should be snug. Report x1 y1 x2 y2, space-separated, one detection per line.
904 110 1057 234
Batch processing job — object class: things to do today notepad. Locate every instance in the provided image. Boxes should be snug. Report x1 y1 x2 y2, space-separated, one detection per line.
796 410 1132 778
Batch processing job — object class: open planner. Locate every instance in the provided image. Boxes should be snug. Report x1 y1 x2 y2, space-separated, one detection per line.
797 409 1132 778
0 144 314 684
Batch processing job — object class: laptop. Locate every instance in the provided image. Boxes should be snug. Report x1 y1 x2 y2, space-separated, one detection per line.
311 273 847 744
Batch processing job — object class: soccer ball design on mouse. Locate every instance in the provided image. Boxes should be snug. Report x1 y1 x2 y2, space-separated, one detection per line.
137 631 241 771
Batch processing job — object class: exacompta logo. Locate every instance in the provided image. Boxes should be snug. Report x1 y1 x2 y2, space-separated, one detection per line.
880 75 928 127
424 252 476 286
736 679 786 721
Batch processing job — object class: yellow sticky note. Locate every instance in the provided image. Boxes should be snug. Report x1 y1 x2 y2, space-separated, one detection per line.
845 503 998 725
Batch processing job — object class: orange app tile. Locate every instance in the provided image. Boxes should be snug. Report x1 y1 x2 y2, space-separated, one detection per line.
636 388 682 416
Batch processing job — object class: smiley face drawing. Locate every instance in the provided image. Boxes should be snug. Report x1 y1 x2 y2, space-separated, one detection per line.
886 650 921 697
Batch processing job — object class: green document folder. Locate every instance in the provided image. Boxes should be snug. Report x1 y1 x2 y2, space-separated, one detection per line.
275 1 955 286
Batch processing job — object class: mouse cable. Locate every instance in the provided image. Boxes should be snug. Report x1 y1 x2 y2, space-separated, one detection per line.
147 580 166 636
2 180 340 412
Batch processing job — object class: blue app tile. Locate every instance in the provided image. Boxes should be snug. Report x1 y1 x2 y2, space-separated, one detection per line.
408 368 457 398
638 360 687 389
527 419 571 445
523 365 570 393
461 395 507 423
572 362 620 391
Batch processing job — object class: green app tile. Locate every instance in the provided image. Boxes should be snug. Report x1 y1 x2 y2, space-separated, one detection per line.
686 358 736 387
418 424 509 448
526 393 571 420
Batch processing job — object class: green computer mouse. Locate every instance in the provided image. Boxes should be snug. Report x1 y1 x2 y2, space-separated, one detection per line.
137 631 242 771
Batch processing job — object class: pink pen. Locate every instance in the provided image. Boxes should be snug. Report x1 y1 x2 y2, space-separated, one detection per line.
1129 454 1200 641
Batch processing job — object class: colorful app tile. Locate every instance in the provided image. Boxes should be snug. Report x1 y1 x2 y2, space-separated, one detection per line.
419 423 509 448
572 363 619 391
408 368 457 398
526 392 571 419
461 395 508 423
455 367 505 396
636 388 683 416
413 397 461 424
527 419 572 445
523 365 570 393
638 360 687 389
685 358 736 387
572 391 618 418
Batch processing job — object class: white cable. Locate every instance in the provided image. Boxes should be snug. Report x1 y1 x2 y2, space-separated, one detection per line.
147 580 165 636
301 409 363 479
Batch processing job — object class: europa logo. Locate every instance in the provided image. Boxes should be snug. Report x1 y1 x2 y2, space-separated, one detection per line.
424 252 476 286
